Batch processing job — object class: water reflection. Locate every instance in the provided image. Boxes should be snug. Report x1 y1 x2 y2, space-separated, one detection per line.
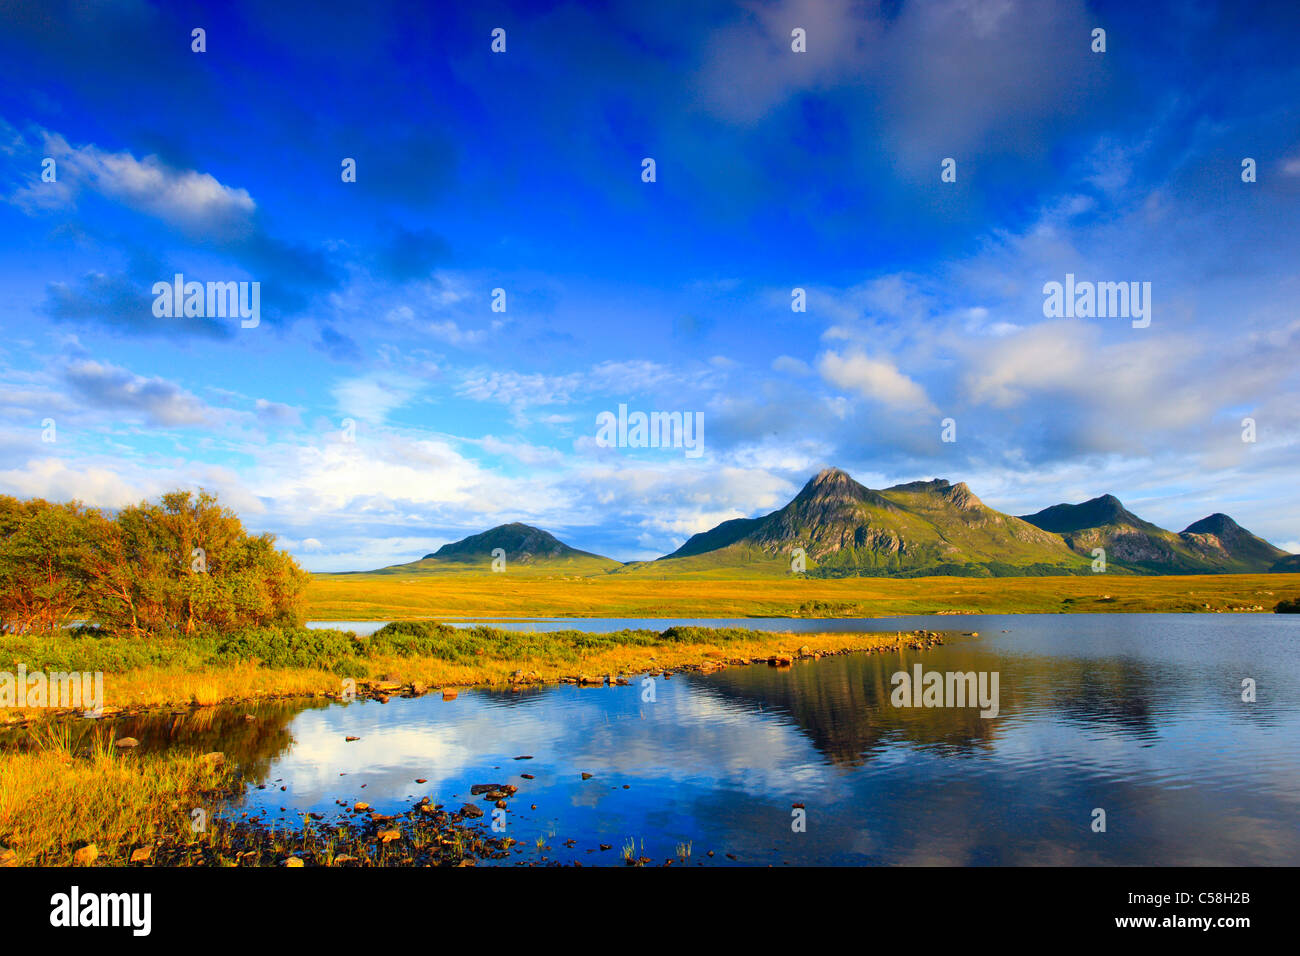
13 614 1297 865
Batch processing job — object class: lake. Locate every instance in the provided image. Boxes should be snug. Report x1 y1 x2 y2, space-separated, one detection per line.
68 614 1300 865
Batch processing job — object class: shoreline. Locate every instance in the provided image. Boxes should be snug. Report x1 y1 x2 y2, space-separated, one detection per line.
0 627 949 725
0 629 949 866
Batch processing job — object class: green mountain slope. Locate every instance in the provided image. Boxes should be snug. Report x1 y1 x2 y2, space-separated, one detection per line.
1270 554 1300 573
368 522 622 575
634 468 1089 578
1179 513 1288 571
1018 497 1286 573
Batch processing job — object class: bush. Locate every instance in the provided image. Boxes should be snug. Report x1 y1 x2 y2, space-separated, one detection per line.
1276 597 1300 613
212 626 362 671
0 490 308 637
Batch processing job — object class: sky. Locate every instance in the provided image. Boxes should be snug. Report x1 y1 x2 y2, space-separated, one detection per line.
1 0 1298 571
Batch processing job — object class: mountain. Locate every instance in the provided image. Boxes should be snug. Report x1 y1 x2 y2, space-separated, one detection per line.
641 468 1087 577
1179 513 1288 570
1270 554 1300 573
1018 497 1286 573
352 474 1291 579
369 523 621 575
665 516 763 559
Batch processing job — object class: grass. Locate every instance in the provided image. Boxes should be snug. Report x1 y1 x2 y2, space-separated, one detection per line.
0 721 518 867
0 622 909 714
0 723 232 865
306 570 1300 620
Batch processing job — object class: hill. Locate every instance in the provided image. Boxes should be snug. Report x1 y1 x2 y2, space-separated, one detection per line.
366 522 622 576
1268 554 1300 573
1018 497 1286 573
1179 513 1288 571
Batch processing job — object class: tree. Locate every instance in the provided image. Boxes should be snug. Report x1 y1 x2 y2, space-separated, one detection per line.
0 497 96 632
0 489 308 635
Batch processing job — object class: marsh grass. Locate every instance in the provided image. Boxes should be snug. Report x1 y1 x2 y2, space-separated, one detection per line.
0 623 902 712
308 570 1300 620
0 723 232 865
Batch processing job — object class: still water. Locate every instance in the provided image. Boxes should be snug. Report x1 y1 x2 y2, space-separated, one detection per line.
91 615 1300 864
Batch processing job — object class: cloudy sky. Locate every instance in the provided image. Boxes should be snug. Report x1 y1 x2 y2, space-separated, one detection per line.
1 0 1298 570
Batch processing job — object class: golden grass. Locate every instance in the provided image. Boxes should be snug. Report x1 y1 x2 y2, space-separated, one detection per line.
307 571 1300 620
2 630 904 713
361 629 903 687
103 661 335 709
0 724 231 865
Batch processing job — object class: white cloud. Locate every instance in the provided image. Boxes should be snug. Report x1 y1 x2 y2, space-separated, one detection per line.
332 375 423 423
771 355 811 375
63 359 214 427
817 349 933 411
10 127 256 236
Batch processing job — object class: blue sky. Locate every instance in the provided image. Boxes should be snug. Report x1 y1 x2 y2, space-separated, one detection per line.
1 0 1298 570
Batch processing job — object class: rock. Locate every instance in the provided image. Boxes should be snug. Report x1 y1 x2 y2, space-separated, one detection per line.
441 689 458 701
0 847 17 867
129 846 153 864
580 772 594 780
345 736 360 742
377 829 401 844
410 682 427 696
73 844 98 865
470 784 508 795
353 802 370 812
513 755 534 760
200 752 225 766
114 737 138 749
284 857 304 867
415 778 427 784
520 773 534 780
459 803 484 819
798 645 810 656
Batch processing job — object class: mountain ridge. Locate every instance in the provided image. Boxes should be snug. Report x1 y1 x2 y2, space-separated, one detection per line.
363 469 1290 577
1019 495 1286 574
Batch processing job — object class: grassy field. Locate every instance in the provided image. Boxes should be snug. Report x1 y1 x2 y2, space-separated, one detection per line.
0 722 233 865
307 570 1300 620
0 623 910 715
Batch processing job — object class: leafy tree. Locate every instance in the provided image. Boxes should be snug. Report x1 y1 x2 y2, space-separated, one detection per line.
0 497 96 632
0 490 307 636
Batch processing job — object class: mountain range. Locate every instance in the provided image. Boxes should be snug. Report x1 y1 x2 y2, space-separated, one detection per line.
372 467 1293 577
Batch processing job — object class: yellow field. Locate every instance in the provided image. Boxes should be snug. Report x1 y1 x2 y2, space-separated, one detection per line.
0 630 908 715
307 570 1300 620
